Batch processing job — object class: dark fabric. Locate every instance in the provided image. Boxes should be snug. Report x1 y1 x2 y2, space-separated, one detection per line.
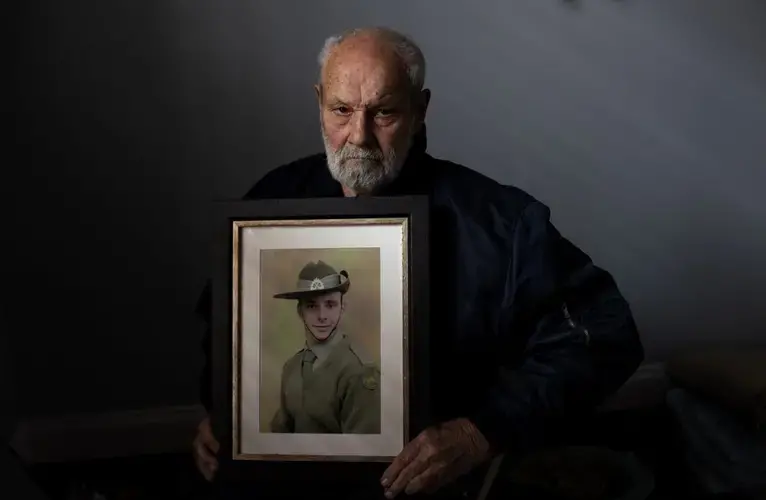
0 314 17 446
196 135 644 492
0 447 49 500
207 470 588 500
207 483 560 500
209 479 468 500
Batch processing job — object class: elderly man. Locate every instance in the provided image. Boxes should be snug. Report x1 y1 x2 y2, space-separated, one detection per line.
193 26 643 499
269 260 381 435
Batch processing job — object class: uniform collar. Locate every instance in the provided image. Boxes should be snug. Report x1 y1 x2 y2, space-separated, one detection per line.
306 330 346 364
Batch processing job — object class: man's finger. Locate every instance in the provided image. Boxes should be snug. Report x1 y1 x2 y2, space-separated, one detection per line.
194 454 212 481
194 441 212 462
385 453 428 498
404 466 439 496
203 455 218 470
206 436 220 454
381 441 420 487
194 441 219 475
202 465 213 482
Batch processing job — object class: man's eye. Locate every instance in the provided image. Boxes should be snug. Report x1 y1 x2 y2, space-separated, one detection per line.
333 106 352 115
376 109 394 117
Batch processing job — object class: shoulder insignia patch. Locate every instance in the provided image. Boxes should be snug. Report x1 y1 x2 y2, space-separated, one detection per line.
360 365 380 391
362 373 378 391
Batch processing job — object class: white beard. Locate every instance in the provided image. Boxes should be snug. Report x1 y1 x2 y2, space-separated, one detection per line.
322 126 411 195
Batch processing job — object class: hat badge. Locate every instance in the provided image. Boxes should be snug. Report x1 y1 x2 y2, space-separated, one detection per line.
309 278 325 290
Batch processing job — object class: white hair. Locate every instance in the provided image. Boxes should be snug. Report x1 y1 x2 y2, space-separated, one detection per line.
317 27 426 91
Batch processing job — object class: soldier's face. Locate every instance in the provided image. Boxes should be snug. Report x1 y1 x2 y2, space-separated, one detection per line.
299 291 344 341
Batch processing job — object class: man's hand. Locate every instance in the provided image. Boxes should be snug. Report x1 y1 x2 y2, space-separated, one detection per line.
380 418 492 498
192 416 220 482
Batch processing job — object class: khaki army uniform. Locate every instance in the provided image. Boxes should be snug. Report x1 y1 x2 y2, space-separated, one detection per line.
270 332 381 434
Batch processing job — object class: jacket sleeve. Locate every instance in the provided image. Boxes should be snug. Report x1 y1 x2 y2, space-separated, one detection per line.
468 200 644 454
339 365 382 434
269 364 295 433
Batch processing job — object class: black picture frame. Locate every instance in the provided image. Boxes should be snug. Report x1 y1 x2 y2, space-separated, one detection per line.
209 196 430 482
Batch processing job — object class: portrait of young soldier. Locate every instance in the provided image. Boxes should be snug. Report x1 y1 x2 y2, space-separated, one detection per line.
268 260 381 434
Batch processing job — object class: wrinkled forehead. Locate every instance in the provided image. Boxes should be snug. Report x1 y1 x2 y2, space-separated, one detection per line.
321 37 411 99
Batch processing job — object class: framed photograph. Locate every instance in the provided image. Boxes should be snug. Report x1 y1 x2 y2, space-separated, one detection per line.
210 196 429 477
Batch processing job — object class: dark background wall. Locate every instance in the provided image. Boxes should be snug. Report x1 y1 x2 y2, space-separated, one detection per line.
7 0 766 419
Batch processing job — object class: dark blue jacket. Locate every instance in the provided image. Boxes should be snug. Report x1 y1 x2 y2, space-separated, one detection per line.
197 135 644 454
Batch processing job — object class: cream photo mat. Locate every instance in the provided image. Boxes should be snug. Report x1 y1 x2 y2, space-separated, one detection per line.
236 220 407 459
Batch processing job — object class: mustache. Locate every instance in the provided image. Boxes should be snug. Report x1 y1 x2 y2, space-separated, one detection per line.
336 145 384 162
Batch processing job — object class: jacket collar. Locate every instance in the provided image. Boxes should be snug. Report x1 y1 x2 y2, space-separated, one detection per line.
305 330 346 366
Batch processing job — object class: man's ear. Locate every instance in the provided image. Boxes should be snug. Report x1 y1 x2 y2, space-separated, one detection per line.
314 84 322 107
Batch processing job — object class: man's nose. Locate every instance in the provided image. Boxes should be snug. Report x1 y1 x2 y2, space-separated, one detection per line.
347 111 372 147
316 306 328 320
